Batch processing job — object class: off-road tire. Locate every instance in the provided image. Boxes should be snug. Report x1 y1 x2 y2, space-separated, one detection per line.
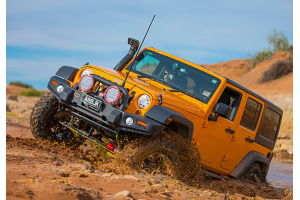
243 162 267 183
30 92 84 147
123 138 181 179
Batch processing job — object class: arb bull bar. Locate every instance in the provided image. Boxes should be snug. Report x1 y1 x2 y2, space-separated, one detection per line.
47 74 166 140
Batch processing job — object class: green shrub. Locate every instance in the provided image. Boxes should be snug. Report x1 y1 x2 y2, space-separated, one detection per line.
253 30 290 62
267 30 289 53
260 60 293 83
254 48 273 62
9 81 32 88
21 88 46 97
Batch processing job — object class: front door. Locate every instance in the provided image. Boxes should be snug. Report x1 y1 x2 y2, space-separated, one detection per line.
197 84 246 164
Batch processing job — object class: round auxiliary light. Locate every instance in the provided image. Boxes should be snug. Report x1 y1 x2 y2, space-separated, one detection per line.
57 85 64 93
104 86 120 104
125 117 134 126
79 74 94 92
81 69 93 77
138 94 151 109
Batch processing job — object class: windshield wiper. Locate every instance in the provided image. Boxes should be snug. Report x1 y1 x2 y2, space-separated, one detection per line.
137 75 172 87
168 90 205 103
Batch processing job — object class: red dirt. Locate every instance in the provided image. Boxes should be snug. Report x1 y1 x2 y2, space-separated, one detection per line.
6 85 28 95
6 116 292 200
201 59 253 80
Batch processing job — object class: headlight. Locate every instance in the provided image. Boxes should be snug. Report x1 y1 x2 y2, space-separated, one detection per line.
57 85 64 93
81 69 93 77
104 86 120 103
138 94 151 109
79 75 94 92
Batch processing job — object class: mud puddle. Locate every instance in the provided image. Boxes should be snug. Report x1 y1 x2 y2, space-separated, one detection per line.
267 156 293 190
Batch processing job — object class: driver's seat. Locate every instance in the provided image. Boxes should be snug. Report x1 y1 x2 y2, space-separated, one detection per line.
177 76 187 91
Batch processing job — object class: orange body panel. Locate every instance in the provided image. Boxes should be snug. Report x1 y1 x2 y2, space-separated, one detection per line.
71 47 278 177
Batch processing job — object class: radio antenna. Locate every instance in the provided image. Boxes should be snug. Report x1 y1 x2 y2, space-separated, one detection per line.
121 15 156 87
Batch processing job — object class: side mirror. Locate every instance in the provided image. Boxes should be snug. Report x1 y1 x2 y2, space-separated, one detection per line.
208 103 232 122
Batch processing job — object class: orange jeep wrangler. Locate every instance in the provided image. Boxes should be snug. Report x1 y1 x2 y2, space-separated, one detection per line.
30 38 282 182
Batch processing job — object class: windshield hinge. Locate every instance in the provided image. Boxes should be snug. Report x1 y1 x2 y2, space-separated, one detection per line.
158 94 162 105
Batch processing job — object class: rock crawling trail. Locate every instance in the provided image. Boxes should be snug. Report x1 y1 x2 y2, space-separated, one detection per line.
6 114 293 200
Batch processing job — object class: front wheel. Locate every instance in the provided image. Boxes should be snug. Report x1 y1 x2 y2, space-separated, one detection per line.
121 138 181 178
30 92 84 147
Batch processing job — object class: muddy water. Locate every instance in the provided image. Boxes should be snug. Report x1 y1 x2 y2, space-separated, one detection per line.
267 156 293 189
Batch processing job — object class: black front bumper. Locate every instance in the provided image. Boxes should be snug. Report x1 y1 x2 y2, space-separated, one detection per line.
47 75 165 137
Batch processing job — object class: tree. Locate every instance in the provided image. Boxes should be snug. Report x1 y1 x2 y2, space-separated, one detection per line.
267 30 289 53
253 30 289 62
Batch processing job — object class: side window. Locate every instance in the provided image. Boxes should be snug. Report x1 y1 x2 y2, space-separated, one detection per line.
240 98 262 131
215 87 242 121
259 108 280 141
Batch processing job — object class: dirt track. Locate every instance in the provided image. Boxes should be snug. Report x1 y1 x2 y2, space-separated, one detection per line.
6 114 293 200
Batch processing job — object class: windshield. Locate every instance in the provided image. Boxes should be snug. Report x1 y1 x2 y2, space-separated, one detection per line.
127 50 221 104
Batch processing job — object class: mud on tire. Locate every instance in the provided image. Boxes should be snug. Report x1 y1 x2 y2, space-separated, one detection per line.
121 137 181 179
243 162 267 183
30 92 84 147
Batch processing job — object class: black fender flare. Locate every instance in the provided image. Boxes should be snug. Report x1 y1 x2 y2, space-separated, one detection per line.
56 66 79 81
229 151 270 178
145 105 194 141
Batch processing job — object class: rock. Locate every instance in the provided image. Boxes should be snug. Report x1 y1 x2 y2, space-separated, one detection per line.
145 187 158 193
110 175 121 180
60 172 69 177
152 183 168 188
220 193 226 200
140 190 147 194
114 190 133 198
63 186 73 191
124 175 139 181
101 173 113 178
52 161 62 166
165 190 172 194
160 194 171 199
78 173 88 178
23 187 34 195
6 103 11 112
8 94 18 101
76 191 93 200
93 187 103 192
150 179 160 185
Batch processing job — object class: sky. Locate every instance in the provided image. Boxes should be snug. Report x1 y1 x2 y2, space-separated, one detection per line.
6 0 293 90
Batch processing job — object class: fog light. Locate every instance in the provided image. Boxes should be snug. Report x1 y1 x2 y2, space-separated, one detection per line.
57 85 64 93
125 117 134 126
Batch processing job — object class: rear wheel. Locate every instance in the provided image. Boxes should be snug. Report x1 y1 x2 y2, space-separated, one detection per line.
243 162 267 183
30 92 84 147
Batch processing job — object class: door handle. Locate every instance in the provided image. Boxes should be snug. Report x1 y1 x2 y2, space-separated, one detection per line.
225 128 235 134
245 138 254 143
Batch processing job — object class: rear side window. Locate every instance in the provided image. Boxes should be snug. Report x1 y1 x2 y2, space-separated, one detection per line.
260 108 281 141
240 98 262 131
